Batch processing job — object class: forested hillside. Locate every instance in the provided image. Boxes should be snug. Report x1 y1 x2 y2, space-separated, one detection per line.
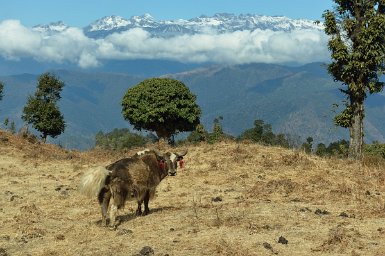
1 62 385 149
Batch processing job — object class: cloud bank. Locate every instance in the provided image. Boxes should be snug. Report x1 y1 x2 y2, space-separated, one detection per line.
0 20 330 68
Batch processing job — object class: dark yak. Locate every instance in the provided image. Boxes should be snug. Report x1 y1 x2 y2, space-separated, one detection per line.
79 149 187 227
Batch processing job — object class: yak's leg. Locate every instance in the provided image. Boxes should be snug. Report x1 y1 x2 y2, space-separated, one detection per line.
142 190 150 216
135 189 144 216
98 188 111 227
109 202 118 228
100 190 111 226
136 200 143 216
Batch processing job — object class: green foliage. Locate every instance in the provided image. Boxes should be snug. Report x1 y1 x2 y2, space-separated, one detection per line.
301 137 314 153
202 116 234 144
22 73 65 141
315 143 327 157
238 119 289 148
95 128 149 150
323 1 385 159
208 116 224 143
316 140 385 159
334 106 353 128
364 142 385 159
121 78 201 141
315 139 349 158
186 124 208 144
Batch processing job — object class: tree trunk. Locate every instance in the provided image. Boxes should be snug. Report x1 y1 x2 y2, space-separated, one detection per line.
155 129 172 145
348 101 364 160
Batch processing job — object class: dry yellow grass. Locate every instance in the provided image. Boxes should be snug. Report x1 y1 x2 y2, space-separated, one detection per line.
0 130 384 256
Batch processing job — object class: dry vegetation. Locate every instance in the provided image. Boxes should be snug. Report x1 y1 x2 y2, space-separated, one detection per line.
0 130 385 256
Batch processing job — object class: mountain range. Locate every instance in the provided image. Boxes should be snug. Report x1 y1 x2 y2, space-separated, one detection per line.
32 13 323 38
2 14 383 150
2 62 385 150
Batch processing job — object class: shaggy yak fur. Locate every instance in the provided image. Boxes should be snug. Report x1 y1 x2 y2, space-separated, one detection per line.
79 149 186 227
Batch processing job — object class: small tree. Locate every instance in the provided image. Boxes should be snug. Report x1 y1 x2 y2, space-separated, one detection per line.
187 123 208 143
22 73 65 142
121 78 201 142
0 81 3 102
323 1 385 159
315 143 327 157
301 137 314 154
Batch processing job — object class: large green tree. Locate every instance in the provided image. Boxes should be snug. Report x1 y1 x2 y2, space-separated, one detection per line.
22 73 65 142
323 0 385 159
121 77 201 141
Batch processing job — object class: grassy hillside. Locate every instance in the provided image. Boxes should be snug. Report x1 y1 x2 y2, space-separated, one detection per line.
0 131 384 255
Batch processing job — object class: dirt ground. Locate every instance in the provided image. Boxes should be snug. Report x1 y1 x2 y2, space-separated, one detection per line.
0 130 384 256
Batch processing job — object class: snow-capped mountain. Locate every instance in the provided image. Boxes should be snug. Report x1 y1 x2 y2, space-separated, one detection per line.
32 21 69 34
33 13 323 38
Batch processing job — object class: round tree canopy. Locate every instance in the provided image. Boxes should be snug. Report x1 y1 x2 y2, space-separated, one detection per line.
121 78 201 139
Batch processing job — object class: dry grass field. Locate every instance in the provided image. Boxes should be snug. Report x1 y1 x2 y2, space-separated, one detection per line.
0 130 384 256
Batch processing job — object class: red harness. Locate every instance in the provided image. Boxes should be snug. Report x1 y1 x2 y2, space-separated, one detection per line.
159 159 185 170
159 160 166 170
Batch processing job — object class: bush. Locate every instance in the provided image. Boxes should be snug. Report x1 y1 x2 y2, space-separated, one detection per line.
238 119 289 148
95 128 149 150
364 142 385 159
186 124 208 144
314 139 349 158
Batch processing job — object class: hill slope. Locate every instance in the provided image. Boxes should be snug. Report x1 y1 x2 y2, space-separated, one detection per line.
1 62 385 149
0 131 384 255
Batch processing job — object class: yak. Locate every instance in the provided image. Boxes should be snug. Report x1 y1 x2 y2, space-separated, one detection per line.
79 149 187 227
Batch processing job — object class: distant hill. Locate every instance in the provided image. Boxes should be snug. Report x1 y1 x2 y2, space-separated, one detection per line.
1 62 385 150
0 58 207 77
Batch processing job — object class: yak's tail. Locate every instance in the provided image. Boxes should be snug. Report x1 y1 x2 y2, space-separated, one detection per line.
79 166 110 198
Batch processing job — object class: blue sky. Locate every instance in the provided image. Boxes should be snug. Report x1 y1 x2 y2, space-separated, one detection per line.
2 0 335 27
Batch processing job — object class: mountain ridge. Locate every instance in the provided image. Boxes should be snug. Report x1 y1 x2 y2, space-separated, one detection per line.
3 62 385 150
32 13 323 38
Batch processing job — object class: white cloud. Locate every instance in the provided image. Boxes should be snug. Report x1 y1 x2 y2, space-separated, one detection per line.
0 20 330 68
0 20 41 60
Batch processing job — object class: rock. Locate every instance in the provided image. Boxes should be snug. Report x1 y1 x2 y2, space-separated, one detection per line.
263 242 278 254
0 235 10 241
116 229 133 236
299 207 312 212
139 246 154 255
315 209 330 215
0 248 8 256
55 234 65 240
263 242 273 250
211 196 222 202
0 137 8 143
278 236 288 245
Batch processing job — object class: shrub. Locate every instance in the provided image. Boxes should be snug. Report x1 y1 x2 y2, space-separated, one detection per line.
95 128 149 150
